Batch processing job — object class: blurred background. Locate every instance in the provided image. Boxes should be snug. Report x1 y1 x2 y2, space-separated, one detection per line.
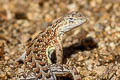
0 0 120 80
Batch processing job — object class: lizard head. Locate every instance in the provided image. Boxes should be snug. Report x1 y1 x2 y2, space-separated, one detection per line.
52 11 87 36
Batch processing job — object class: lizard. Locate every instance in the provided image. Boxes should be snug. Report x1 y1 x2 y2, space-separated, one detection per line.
16 11 87 80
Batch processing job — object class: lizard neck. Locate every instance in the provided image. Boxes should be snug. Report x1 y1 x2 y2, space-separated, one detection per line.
52 25 64 41
51 18 66 39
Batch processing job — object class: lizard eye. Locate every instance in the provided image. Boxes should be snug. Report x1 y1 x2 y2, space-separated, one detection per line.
69 18 73 20
69 18 74 23
69 18 74 21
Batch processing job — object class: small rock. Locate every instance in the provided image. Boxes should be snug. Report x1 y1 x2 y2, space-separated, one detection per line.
4 56 10 61
87 32 96 38
109 42 116 49
94 23 105 32
45 14 53 23
67 3 78 11
0 72 6 79
93 66 106 75
105 26 112 34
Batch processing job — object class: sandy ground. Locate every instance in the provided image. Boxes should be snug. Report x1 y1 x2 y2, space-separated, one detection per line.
0 0 120 80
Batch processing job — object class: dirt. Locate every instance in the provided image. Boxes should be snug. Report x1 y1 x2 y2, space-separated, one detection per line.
0 0 120 80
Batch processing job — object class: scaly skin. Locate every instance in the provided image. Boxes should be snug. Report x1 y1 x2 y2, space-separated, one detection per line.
16 11 87 80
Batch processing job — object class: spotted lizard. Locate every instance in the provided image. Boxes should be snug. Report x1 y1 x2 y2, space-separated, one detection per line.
16 11 87 80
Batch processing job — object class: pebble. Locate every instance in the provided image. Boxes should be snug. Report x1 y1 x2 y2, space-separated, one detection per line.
98 41 106 49
67 3 78 11
0 72 6 79
87 32 96 38
90 0 97 7
115 26 120 32
45 14 53 23
109 42 116 49
93 66 106 75
94 23 105 32
4 56 10 60
85 59 94 71
78 54 84 61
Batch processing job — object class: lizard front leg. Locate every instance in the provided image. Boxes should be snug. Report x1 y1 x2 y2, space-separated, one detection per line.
50 64 81 80
55 42 63 64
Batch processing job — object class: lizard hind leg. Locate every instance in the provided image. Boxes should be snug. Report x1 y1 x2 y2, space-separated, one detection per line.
50 64 81 80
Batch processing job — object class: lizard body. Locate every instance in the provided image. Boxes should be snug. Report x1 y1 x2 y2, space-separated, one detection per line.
17 11 87 80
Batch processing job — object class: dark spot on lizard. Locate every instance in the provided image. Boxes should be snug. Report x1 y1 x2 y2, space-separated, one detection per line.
32 60 36 68
35 55 43 61
26 55 32 62
34 67 40 73
39 62 46 66
33 47 40 53
45 72 52 79
37 72 42 79
42 67 49 73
